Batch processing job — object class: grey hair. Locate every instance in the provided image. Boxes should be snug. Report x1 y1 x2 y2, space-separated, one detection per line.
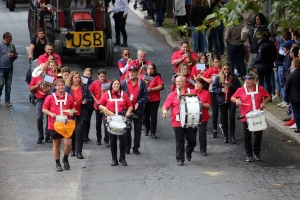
175 75 186 83
137 49 147 56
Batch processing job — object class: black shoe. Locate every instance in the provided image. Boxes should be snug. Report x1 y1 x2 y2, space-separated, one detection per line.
230 135 236 144
70 150 76 157
177 161 184 166
154 24 162 27
119 160 128 166
144 16 152 20
201 152 208 156
145 131 149 136
213 131 218 138
114 42 120 45
111 160 119 166
45 137 53 143
125 148 130 155
83 138 87 144
133 149 140 155
96 137 102 145
151 134 157 139
56 163 63 172
120 43 128 47
283 116 291 121
77 152 84 159
37 136 44 144
294 130 300 133
105 141 110 147
224 136 229 143
246 156 253 162
87 137 91 142
254 154 262 161
186 153 192 161
62 158 70 170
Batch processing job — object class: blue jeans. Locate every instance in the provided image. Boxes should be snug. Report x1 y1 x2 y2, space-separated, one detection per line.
291 102 300 130
0 68 13 102
208 27 220 53
190 25 207 53
278 66 286 102
155 8 163 25
274 69 280 93
227 44 246 76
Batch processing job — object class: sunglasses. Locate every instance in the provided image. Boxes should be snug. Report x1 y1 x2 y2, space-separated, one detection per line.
244 76 254 80
223 68 230 70
124 54 130 56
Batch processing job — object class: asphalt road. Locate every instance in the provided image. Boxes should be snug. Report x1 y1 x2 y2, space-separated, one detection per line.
1 2 300 200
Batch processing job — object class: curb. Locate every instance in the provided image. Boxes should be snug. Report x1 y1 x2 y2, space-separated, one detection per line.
129 4 300 145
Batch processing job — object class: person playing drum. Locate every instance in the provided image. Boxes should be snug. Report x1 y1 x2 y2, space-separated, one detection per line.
231 74 271 162
42 79 75 172
162 75 197 166
191 78 211 156
98 79 133 166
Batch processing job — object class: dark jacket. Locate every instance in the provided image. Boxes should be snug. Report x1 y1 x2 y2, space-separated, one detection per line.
212 75 241 109
249 25 267 53
254 39 277 69
121 78 148 114
65 85 93 121
85 78 94 110
282 52 292 85
285 69 300 103
275 53 286 69
152 0 164 10
189 4 210 27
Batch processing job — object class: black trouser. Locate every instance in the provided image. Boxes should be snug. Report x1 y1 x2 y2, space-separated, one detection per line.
173 127 196 163
242 122 263 156
257 67 273 96
113 12 127 43
126 113 143 150
144 100 160 135
83 109 94 140
36 98 50 138
198 122 208 153
95 110 109 142
110 132 127 161
219 103 236 137
210 92 219 131
176 15 186 36
72 116 84 153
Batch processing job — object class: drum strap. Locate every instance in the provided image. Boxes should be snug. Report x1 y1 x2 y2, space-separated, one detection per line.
107 90 123 100
176 88 190 99
108 90 124 115
52 92 68 115
244 84 258 111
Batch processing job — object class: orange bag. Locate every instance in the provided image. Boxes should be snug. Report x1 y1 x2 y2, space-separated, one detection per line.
54 120 76 138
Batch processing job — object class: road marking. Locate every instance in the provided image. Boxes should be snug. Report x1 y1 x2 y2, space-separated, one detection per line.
132 43 154 51
202 171 224 177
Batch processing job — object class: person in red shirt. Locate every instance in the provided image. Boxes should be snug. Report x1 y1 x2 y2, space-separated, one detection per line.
125 50 151 79
29 63 53 144
42 79 75 172
140 63 164 139
171 63 194 91
202 55 222 138
162 75 197 166
191 78 211 156
65 71 92 159
212 62 241 144
118 48 131 82
121 66 148 155
89 69 111 146
170 41 198 73
38 43 62 66
190 52 209 79
99 79 133 166
231 74 271 162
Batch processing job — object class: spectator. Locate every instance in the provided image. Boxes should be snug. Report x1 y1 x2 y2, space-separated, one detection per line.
208 0 223 55
152 0 163 27
174 0 186 40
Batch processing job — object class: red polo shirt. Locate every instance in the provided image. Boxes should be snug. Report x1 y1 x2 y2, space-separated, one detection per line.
190 66 206 77
140 74 164 102
171 74 194 91
99 90 132 113
170 50 198 73
232 86 270 122
126 59 151 77
163 89 194 127
89 79 111 110
43 92 75 130
38 53 62 65
118 60 127 82
72 87 82 116
191 88 211 122
29 76 48 99
202 66 221 79
126 78 139 105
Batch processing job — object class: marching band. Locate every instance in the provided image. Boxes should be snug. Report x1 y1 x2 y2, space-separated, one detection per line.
29 44 271 171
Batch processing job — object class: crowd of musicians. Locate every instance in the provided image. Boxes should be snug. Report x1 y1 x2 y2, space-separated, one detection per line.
27 27 276 171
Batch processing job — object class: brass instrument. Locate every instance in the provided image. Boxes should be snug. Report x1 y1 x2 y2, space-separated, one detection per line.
31 65 53 91
185 50 192 66
206 52 212 67
53 66 62 77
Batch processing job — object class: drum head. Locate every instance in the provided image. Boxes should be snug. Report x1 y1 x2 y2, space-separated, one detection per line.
245 110 264 118
109 120 126 129
54 120 75 138
179 98 187 127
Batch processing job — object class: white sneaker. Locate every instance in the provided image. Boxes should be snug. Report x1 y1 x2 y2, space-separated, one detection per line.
277 102 284 106
272 94 279 100
289 123 297 129
280 102 287 108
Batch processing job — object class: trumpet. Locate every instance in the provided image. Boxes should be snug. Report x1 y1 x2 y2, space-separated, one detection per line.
206 52 212 67
185 50 192 66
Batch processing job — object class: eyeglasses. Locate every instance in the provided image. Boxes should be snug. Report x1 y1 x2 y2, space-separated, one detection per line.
223 68 230 70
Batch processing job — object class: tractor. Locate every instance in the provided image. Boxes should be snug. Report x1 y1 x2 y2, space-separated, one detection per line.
28 0 114 66
5 0 29 12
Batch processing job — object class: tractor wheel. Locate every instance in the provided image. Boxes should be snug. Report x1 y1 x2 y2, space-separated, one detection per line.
104 13 112 39
105 39 114 66
9 0 15 11
54 40 63 62
97 48 105 60
44 16 55 43
6 0 8 8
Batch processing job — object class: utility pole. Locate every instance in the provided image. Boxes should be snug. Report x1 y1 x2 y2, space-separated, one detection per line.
166 0 174 18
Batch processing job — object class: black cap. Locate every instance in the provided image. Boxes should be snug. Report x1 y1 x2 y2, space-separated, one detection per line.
129 66 138 72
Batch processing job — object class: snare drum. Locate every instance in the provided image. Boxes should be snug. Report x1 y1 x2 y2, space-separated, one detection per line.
179 95 202 128
245 110 267 132
107 115 128 135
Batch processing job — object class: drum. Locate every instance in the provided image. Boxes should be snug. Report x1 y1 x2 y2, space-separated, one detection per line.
54 120 76 138
107 115 128 135
245 110 267 132
179 95 202 128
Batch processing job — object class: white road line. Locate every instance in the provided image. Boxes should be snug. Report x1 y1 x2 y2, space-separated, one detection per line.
132 43 154 51
25 47 29 54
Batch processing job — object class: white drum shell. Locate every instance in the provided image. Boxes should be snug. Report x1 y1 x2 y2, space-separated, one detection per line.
245 111 267 132
107 115 127 135
179 96 202 128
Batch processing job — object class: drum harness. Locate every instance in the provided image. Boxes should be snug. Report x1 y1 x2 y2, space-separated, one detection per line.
107 90 124 115
52 92 68 123
244 83 259 112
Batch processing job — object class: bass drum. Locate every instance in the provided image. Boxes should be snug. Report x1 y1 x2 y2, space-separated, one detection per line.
179 94 202 128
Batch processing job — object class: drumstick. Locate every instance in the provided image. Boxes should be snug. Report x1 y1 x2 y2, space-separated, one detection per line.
240 103 250 106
